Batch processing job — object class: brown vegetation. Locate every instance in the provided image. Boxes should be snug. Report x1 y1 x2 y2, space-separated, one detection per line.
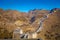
0 8 60 40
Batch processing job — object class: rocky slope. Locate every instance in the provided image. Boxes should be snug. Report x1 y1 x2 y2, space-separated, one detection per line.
0 8 60 40
38 8 60 40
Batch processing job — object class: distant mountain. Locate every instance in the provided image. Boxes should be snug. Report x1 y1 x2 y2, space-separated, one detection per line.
28 9 50 24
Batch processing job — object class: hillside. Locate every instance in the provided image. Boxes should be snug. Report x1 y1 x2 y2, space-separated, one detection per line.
38 8 60 40
0 8 60 40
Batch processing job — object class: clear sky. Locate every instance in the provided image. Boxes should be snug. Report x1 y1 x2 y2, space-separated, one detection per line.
0 0 60 12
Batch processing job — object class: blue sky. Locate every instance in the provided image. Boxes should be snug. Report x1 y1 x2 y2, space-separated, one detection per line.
0 0 60 12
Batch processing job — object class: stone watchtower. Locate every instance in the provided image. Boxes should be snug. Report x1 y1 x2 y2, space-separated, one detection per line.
13 27 23 39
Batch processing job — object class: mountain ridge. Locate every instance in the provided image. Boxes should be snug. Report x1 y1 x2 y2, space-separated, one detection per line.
0 8 60 40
